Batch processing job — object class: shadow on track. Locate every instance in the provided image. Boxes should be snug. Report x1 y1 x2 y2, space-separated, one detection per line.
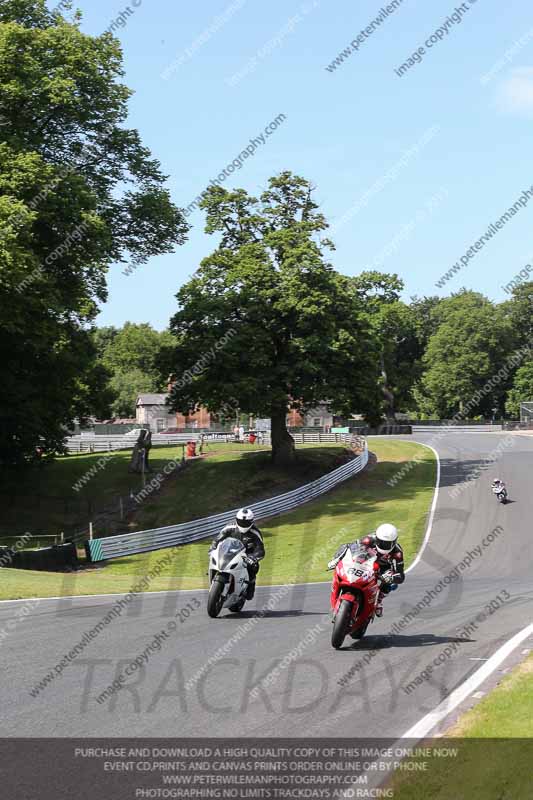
339 632 474 652
219 609 325 620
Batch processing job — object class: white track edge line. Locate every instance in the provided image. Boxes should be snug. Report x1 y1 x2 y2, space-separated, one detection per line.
401 622 533 739
405 441 440 574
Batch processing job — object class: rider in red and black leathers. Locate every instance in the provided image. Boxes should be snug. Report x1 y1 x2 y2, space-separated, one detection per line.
358 534 405 593
329 526 405 614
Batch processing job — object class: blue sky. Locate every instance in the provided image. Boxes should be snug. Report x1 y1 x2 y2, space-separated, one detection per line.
57 0 533 329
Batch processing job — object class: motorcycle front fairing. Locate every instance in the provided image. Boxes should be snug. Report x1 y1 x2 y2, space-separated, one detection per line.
209 537 248 604
331 546 379 615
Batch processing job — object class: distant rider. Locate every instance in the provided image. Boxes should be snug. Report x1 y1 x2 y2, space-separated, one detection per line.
492 478 506 496
328 523 405 617
210 507 265 600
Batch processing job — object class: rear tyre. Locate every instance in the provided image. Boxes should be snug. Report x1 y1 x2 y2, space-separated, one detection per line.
228 598 246 613
331 599 353 649
207 577 226 618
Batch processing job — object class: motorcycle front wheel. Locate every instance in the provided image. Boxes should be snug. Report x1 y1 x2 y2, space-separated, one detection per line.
228 598 246 613
207 576 226 618
350 621 368 640
331 599 354 649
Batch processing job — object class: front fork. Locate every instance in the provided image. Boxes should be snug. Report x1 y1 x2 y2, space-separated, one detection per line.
210 571 233 596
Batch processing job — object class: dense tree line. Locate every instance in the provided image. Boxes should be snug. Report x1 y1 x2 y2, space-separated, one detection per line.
92 324 174 418
3 3 533 466
0 1 187 465
159 173 533 463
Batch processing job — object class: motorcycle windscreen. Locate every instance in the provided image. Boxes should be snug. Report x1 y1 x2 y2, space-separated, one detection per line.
217 537 245 569
349 544 370 562
346 545 376 578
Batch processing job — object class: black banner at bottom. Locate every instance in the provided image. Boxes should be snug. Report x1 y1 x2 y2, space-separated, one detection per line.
0 738 532 799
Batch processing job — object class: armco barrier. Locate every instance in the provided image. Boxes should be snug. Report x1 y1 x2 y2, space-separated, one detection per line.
85 442 368 562
412 424 502 433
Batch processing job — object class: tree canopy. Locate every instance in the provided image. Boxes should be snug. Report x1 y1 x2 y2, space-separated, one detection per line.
93 323 174 417
0 0 188 463
414 291 514 418
163 172 382 463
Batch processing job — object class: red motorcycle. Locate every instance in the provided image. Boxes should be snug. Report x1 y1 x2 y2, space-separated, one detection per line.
328 544 383 649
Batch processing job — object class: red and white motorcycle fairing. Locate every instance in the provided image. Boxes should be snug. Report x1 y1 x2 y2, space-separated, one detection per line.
329 545 381 649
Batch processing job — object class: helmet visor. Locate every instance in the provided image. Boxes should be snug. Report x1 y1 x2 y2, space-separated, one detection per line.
236 515 253 532
376 537 395 553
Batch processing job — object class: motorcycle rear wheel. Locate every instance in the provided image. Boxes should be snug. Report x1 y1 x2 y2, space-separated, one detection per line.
332 599 353 649
207 577 226 618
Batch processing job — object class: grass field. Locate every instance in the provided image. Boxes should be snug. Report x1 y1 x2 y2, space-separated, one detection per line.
0 439 436 599
389 654 533 799
0 442 344 540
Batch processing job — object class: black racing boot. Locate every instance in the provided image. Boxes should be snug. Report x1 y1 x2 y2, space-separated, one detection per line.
246 579 256 600
375 590 385 617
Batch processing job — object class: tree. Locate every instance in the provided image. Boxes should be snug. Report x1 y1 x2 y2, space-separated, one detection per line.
501 281 533 346
349 272 417 420
164 173 381 464
414 291 513 418
99 323 174 379
505 362 533 418
93 323 175 416
0 1 188 463
409 295 442 347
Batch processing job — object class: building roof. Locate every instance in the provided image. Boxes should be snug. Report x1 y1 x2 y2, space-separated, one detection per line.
136 394 168 406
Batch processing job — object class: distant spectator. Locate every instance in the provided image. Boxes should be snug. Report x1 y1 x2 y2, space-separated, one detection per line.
239 425 245 442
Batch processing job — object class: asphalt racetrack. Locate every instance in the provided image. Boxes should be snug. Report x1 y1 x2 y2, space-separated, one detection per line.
2 432 533 737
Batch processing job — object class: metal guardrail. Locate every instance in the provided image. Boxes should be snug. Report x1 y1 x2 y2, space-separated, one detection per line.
411 424 503 433
85 440 368 562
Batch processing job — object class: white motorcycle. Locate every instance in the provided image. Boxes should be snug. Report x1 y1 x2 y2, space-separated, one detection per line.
207 537 250 618
492 484 508 504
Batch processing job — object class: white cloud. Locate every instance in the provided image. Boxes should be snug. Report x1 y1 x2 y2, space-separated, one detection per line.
496 66 533 114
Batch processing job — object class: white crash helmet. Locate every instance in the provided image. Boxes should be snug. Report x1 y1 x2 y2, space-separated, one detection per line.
235 507 255 534
375 523 398 554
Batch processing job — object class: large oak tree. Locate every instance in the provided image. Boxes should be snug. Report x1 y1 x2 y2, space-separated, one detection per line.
163 173 381 464
0 0 188 464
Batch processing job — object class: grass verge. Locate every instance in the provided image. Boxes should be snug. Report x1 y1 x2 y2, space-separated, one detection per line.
0 443 343 539
389 654 533 799
0 439 436 599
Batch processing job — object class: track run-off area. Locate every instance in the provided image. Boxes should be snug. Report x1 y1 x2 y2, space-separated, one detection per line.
1 432 533 738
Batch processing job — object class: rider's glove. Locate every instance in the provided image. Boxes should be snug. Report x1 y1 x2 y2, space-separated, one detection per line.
380 570 395 585
327 557 339 570
244 556 257 568
208 541 217 552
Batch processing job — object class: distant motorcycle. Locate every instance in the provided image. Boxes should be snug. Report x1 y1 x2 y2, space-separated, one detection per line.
207 537 250 618
328 544 396 649
492 485 508 504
